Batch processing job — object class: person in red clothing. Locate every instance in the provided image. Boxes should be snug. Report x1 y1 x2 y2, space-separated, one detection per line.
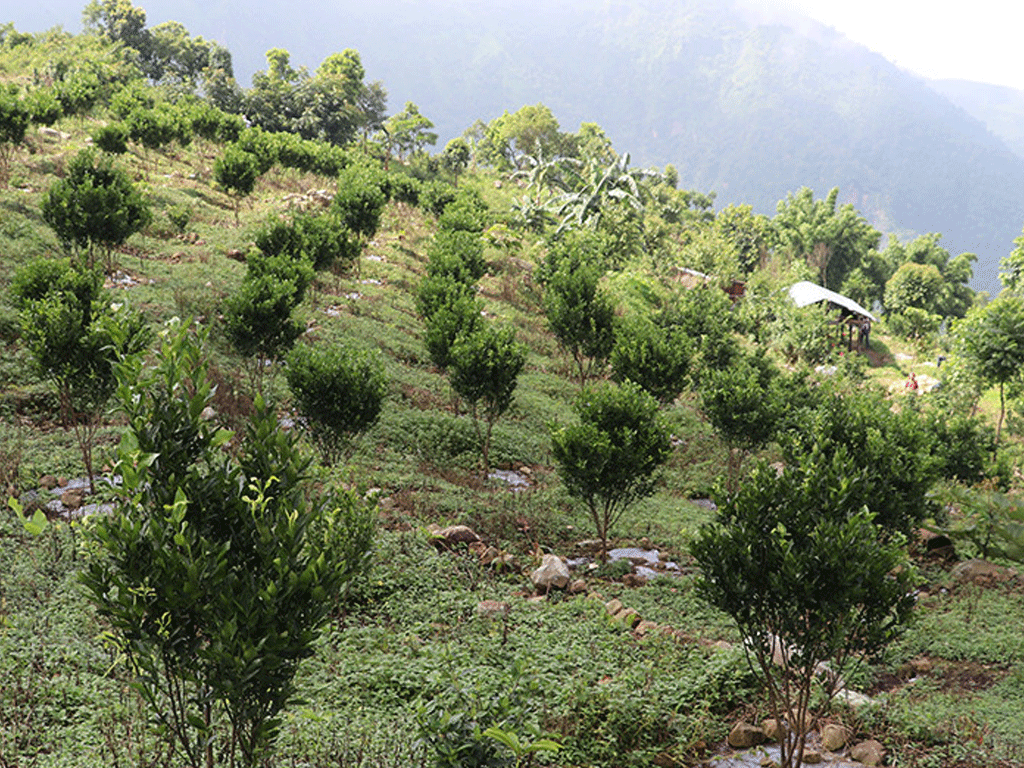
905 371 918 392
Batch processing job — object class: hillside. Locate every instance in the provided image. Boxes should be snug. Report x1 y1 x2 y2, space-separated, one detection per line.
4 18 1024 768
5 0 1024 294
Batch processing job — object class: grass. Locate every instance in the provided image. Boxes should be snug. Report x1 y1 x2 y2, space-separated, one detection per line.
2 97 1024 768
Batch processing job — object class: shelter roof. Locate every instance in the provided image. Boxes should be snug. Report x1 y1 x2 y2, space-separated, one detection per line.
787 281 877 322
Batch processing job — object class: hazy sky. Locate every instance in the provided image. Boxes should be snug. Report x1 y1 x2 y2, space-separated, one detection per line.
781 0 1024 91
4 1 1023 92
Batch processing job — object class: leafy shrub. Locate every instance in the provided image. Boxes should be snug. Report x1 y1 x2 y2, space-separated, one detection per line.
550 381 672 556
255 212 359 272
610 314 691 404
91 122 129 154
82 321 376 768
333 159 388 238
423 291 484 370
233 127 278 174
166 203 192 233
40 148 152 269
387 172 422 205
692 451 917 768
24 88 62 127
420 180 458 217
223 272 305 361
285 341 388 464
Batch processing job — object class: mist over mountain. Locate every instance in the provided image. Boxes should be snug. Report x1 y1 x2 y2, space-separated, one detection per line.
928 79 1024 162
7 0 1023 294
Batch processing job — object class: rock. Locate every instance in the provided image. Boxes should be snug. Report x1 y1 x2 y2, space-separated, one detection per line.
605 598 625 616
615 607 642 628
225 248 246 262
57 477 68 487
727 721 767 749
531 554 570 591
820 723 849 751
834 689 875 709
801 748 823 764
39 475 58 491
951 559 1014 585
918 529 955 559
476 600 509 618
760 718 785 743
480 545 501 565
431 525 481 550
60 488 85 510
635 620 660 637
850 739 886 766
467 541 487 557
568 579 588 594
652 753 679 768
622 573 647 588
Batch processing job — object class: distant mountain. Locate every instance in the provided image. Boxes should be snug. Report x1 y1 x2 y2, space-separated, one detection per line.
928 79 1024 162
7 0 1024 294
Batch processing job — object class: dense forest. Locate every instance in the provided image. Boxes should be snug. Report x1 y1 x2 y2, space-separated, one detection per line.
4 3 1024 767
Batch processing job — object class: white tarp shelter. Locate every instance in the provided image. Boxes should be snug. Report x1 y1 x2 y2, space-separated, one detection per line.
787 281 877 322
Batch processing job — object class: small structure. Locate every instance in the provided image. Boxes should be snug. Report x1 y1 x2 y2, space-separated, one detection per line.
788 281 876 351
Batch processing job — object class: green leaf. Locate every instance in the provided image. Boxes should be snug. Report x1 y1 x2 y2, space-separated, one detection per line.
23 508 49 536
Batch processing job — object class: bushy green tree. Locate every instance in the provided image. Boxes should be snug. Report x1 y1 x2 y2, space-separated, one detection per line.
610 314 691 404
255 211 359 273
449 324 527 475
24 87 63 128
10 257 150 492
81 320 375 768
550 382 672 558
420 283 483 370
953 295 1024 447
999 225 1024 294
691 451 916 768
779 381 940 538
40 148 152 270
223 272 306 365
1 86 32 185
701 353 785 491
383 101 437 160
881 233 975 320
541 234 616 388
441 137 471 186
285 341 388 465
660 285 739 383
214 145 260 226
92 122 129 154
333 159 387 238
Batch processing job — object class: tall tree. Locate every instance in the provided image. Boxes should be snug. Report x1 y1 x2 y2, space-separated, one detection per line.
383 101 437 160
772 187 881 291
1000 225 1024 294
